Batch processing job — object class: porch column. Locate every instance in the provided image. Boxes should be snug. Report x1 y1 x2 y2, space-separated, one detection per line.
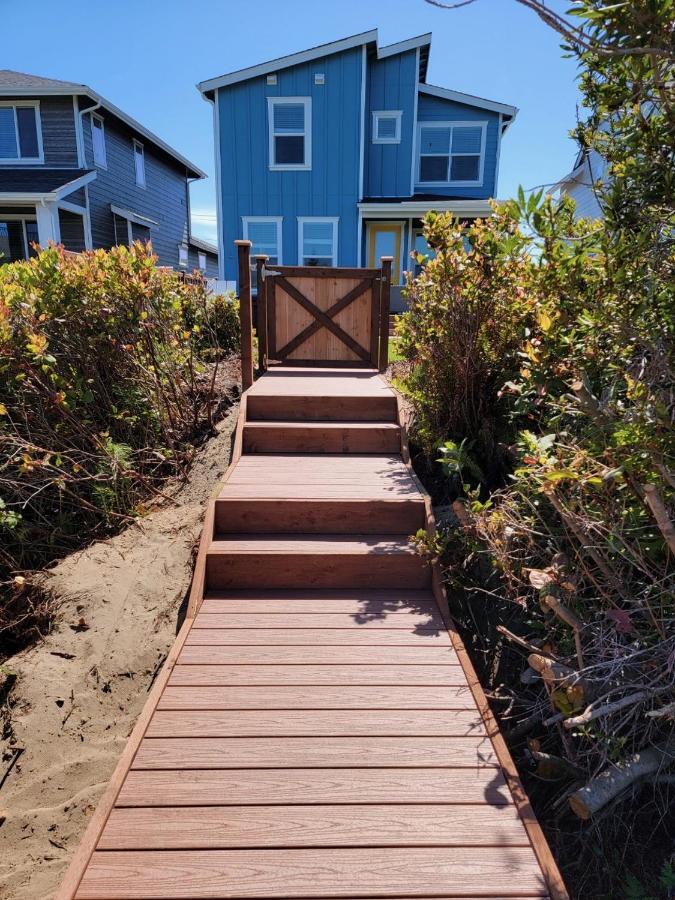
35 201 61 247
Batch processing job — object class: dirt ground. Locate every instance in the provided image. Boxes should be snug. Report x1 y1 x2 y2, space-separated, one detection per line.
0 400 239 900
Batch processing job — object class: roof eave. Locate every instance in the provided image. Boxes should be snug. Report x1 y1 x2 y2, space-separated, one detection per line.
418 82 518 119
197 29 378 95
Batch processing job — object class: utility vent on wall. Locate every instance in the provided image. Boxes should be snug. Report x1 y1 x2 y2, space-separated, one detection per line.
266 74 277 85
314 73 325 85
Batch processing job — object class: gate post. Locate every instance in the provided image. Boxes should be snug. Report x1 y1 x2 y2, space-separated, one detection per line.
254 254 268 374
378 256 393 372
235 240 254 391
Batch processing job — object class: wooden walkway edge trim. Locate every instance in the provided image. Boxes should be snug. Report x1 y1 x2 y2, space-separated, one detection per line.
395 394 569 900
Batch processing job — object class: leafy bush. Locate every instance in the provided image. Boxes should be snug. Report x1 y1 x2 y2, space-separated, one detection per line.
398 3 674 893
204 293 240 357
0 243 238 654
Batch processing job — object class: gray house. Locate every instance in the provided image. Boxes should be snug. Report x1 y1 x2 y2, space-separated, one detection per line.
0 70 218 275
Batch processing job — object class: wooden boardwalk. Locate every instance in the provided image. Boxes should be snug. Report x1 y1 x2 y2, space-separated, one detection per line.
58 367 567 900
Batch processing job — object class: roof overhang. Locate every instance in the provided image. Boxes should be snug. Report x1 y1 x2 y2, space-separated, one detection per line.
0 169 97 203
188 235 219 255
418 83 518 123
0 85 206 179
197 29 432 99
110 204 159 228
358 199 494 217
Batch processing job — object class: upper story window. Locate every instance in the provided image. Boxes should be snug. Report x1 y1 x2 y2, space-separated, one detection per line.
372 111 402 144
298 218 337 267
416 121 486 186
91 113 107 168
0 102 43 163
178 244 188 267
133 140 146 187
267 97 311 170
198 252 206 271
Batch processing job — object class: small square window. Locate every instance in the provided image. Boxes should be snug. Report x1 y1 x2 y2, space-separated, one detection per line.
372 111 402 144
314 73 325 85
266 74 277 86
298 218 337 267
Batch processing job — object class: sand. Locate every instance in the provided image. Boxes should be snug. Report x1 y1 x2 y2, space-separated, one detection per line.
0 402 238 900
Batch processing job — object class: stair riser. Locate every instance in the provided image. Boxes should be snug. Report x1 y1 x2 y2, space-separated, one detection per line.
243 425 401 454
247 395 398 423
205 553 431 590
214 499 426 535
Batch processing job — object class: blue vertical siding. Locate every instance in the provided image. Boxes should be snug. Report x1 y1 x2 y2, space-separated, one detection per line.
364 50 417 198
415 93 500 198
218 46 363 280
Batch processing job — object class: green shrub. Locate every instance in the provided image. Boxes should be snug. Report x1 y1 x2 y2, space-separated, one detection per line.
0 243 235 609
204 293 240 357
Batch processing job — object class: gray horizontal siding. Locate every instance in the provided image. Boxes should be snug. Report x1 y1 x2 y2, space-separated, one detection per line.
82 109 190 268
59 209 86 252
187 245 219 278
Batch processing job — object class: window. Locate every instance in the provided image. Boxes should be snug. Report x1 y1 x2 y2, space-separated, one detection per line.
243 217 282 264
416 122 486 186
298 218 337 267
91 114 107 168
268 98 311 170
198 252 206 271
372 111 402 144
133 140 145 187
178 244 188 267
411 229 436 278
0 219 39 263
0 103 42 162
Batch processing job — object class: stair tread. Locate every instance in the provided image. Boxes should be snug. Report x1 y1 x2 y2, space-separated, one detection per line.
209 535 417 554
244 421 400 429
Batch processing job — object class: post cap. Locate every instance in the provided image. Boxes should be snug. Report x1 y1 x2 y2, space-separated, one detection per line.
234 239 252 247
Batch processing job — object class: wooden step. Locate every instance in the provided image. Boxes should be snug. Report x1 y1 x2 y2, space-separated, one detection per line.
205 535 430 590
246 392 397 422
243 421 401 454
214 497 425 534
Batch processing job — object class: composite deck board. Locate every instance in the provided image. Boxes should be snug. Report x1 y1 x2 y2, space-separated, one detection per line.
177 645 463 665
132 736 500 769
64 366 563 900
100 804 530 849
76 847 548 899
199 589 439 613
192 611 445 628
157 685 476 709
116 767 514 807
168 663 470 686
145 709 487 738
185 628 449 645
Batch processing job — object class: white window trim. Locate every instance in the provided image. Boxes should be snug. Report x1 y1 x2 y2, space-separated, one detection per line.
198 252 207 271
133 139 146 188
415 120 487 187
297 217 338 267
372 110 402 144
91 112 107 169
0 100 44 165
242 216 283 264
267 97 311 171
0 215 40 259
178 244 189 267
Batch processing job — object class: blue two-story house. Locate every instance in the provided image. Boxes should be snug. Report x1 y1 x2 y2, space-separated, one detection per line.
198 29 517 308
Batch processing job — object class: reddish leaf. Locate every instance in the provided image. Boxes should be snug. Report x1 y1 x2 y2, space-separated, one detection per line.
607 609 634 634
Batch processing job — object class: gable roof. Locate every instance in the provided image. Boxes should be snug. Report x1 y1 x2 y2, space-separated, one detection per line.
197 30 432 97
0 69 206 179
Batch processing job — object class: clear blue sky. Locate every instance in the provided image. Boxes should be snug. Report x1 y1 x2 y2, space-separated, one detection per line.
4 0 581 244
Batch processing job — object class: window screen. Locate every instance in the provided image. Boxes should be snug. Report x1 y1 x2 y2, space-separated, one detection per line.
300 220 336 267
270 100 309 167
92 115 107 167
0 106 40 160
418 123 483 184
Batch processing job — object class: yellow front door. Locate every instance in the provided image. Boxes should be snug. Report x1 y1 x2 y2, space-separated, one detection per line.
366 222 403 284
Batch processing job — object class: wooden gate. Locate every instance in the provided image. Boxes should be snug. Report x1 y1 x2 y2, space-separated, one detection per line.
235 241 393 388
